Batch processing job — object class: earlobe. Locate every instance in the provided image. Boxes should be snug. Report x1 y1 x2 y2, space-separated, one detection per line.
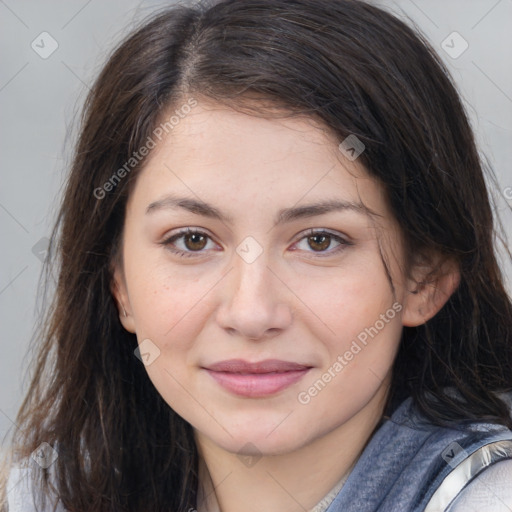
110 266 137 334
402 259 460 327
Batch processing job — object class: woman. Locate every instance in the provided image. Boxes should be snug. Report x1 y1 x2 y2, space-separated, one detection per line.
2 0 512 510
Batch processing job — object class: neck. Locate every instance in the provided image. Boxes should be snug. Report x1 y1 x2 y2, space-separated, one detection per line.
195 384 389 512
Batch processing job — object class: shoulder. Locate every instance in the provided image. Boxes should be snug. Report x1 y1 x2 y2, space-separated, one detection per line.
6 465 38 512
5 464 66 512
388 392 512 511
416 391 512 512
446 459 512 512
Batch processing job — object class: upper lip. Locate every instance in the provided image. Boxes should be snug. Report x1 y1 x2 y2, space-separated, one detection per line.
204 359 312 374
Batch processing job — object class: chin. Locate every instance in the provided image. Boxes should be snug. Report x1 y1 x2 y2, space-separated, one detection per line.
209 422 313 457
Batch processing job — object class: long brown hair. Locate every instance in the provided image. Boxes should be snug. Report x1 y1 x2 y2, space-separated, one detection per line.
3 0 512 510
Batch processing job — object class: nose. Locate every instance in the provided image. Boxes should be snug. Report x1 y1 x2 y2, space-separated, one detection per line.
215 254 293 341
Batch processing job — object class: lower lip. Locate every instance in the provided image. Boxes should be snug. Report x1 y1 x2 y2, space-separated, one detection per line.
205 369 310 398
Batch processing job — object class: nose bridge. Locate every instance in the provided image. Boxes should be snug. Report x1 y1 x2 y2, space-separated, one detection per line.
234 249 271 298
215 247 292 339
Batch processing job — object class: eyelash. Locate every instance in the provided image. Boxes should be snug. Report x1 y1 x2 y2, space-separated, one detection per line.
160 227 352 259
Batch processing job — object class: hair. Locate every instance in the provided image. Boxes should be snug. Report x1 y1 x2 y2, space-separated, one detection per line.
2 0 512 510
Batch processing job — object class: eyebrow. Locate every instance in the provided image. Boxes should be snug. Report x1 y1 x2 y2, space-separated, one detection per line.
145 194 377 226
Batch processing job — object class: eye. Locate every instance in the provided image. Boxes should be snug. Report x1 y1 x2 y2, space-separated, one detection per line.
160 227 352 259
291 229 352 256
160 228 219 258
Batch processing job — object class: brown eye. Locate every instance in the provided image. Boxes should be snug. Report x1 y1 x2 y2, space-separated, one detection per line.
161 228 217 258
307 234 331 251
183 233 207 251
292 229 351 257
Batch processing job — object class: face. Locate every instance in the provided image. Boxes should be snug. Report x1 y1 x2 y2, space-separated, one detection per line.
112 99 424 456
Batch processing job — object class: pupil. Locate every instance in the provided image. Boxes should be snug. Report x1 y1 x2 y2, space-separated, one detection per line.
309 234 330 251
185 233 206 250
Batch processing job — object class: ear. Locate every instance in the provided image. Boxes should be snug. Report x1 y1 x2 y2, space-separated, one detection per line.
402 256 460 327
110 265 137 333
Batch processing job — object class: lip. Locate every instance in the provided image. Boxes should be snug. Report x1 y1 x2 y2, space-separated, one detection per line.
203 359 312 398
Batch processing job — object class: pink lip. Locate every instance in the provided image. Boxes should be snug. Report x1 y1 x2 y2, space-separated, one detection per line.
203 359 312 398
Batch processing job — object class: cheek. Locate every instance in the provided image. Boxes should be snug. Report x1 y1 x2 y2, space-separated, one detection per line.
289 253 397 345
126 268 214 416
289 252 403 396
125 245 215 344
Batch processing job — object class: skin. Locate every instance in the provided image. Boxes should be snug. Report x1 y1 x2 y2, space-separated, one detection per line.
112 99 459 512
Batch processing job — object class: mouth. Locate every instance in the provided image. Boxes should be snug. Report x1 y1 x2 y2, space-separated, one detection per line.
202 359 312 398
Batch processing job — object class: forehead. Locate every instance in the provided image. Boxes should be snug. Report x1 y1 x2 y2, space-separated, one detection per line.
127 100 389 222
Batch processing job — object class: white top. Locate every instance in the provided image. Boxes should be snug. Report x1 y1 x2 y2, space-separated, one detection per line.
6 459 512 511
446 460 512 512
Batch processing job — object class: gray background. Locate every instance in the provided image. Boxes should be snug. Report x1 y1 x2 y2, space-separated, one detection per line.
1 0 511 455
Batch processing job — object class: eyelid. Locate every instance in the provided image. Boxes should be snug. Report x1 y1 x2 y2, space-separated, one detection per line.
293 227 352 244
159 227 222 257
161 226 217 242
